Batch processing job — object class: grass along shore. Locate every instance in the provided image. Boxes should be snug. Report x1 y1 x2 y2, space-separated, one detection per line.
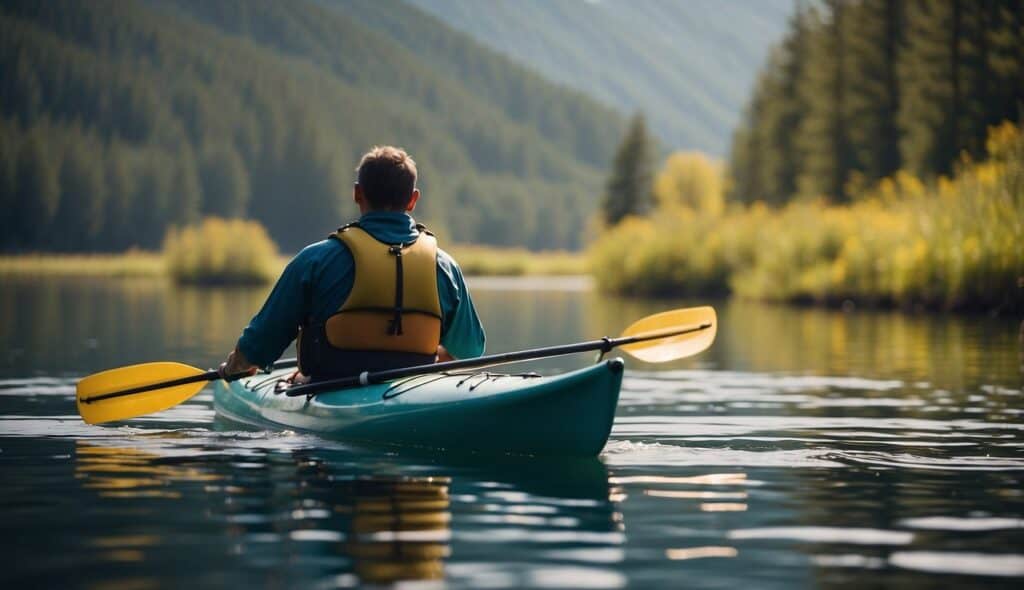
590 122 1024 313
0 251 167 277
0 244 587 281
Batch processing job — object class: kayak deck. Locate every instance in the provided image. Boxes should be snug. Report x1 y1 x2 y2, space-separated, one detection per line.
214 358 624 456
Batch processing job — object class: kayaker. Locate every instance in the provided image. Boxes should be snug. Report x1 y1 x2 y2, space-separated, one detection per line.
218 146 486 381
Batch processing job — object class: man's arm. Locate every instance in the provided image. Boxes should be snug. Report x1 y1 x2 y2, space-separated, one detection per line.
220 247 316 374
437 250 486 360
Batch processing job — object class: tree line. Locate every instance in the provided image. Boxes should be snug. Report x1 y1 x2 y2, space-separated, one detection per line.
0 0 624 253
728 0 1024 205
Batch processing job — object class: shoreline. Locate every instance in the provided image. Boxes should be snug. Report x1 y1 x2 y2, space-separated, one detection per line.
3 254 1016 316
0 248 589 280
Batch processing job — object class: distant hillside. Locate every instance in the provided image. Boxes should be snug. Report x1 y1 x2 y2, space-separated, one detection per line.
408 0 793 154
0 0 625 252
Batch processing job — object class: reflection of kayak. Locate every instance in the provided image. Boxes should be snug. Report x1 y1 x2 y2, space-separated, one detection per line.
214 358 624 456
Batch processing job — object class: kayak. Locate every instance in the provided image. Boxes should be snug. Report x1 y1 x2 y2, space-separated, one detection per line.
213 358 625 456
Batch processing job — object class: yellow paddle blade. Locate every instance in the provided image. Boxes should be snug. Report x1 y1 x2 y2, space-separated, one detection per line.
76 362 210 425
619 306 717 363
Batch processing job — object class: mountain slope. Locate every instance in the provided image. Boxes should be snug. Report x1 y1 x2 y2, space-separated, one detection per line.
0 0 624 252
408 0 793 154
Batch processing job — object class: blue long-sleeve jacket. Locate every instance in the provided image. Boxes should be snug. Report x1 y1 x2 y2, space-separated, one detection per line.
236 211 485 368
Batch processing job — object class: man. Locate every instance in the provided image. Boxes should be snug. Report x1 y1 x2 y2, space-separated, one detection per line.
219 146 485 381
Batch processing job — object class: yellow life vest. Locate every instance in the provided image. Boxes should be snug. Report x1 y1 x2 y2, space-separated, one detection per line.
297 223 442 378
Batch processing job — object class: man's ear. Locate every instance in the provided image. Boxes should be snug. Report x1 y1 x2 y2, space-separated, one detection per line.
405 188 420 212
353 183 367 210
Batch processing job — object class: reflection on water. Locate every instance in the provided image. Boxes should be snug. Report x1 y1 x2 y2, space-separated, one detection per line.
1 276 1018 386
0 277 272 377
77 444 219 498
74 441 456 585
0 276 1022 588
53 439 618 588
345 478 450 583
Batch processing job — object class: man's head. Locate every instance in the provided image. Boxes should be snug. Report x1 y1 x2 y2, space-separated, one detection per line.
354 146 419 213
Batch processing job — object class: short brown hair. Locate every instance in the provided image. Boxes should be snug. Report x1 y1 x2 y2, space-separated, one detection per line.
356 146 418 210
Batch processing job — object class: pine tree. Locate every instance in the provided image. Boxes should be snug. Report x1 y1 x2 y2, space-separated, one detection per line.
960 0 1023 158
796 1 855 201
983 1 1024 132
12 129 60 248
0 120 18 249
200 142 250 218
170 146 203 226
103 140 138 251
898 0 963 176
758 5 812 205
726 61 782 205
842 0 902 186
725 121 757 204
602 113 654 225
54 131 108 250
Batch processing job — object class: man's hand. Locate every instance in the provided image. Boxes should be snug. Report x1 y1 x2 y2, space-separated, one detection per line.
436 345 454 363
219 347 260 380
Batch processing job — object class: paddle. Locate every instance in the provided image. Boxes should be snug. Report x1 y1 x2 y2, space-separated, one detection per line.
76 306 715 424
284 306 717 398
76 358 296 425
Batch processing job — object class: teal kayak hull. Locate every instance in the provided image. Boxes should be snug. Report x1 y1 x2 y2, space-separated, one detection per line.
214 358 625 456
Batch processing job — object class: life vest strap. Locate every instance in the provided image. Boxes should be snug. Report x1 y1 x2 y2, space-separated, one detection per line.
388 244 404 335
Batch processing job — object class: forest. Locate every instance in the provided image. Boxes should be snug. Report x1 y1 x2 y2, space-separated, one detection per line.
0 0 625 253
728 0 1023 205
593 0 1023 313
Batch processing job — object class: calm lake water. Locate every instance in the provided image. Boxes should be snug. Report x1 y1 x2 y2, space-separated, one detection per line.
1 275 1022 588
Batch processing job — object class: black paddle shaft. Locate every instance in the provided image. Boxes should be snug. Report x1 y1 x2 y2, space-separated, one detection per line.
284 322 712 398
79 369 253 404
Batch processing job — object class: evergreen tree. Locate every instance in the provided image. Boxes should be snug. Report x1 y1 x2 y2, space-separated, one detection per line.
959 0 1023 159
726 67 773 204
130 152 174 250
983 1 1024 134
104 141 138 251
758 5 812 205
898 0 963 176
12 129 60 248
730 0 1023 205
200 142 250 218
842 0 902 185
54 131 108 250
602 113 655 225
170 146 202 226
0 121 17 248
796 2 854 201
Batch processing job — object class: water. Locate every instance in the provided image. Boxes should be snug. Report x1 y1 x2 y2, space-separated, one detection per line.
1 275 1022 588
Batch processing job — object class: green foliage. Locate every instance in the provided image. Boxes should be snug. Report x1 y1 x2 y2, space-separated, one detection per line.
592 122 1024 313
164 217 279 285
897 0 1023 178
795 2 855 201
54 130 108 250
199 143 250 218
0 0 623 253
727 7 812 205
842 0 902 183
11 126 60 248
601 114 655 226
730 0 1024 204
